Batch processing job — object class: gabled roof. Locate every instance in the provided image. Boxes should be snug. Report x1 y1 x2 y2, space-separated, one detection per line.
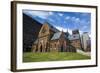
69 34 80 40
51 32 62 40
64 32 70 38
45 22 59 32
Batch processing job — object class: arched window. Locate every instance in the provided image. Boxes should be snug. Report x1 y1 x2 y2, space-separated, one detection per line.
40 45 42 52
55 44 56 48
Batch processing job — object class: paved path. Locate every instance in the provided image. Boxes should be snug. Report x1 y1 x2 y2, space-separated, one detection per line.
76 49 91 57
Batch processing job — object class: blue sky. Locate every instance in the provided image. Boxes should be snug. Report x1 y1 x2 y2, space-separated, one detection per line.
23 10 91 35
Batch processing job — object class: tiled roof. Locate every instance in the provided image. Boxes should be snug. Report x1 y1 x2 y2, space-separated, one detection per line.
51 32 62 40
68 34 80 40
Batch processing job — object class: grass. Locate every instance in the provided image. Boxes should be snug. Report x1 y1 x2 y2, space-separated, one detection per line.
23 52 90 62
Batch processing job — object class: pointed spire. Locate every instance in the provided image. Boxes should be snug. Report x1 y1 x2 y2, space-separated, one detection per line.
67 23 69 32
62 29 63 33
61 29 63 32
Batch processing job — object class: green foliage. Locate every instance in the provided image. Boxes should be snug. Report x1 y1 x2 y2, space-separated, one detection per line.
23 52 90 62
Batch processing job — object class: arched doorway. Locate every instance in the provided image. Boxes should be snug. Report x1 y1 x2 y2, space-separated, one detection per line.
61 45 64 52
35 48 38 52
40 45 42 52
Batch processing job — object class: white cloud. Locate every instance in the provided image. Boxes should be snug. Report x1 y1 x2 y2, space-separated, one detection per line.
70 17 90 31
23 10 49 19
58 13 63 16
75 18 80 21
79 30 83 35
55 26 72 34
70 16 90 27
79 20 90 26
83 26 88 29
49 12 53 15
87 32 91 38
71 16 76 20
71 17 80 23
54 26 88 36
48 18 54 22
65 16 70 20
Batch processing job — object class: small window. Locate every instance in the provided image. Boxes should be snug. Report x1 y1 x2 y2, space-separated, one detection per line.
55 44 56 47
73 36 76 38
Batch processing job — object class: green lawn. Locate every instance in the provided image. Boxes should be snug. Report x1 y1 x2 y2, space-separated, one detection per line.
23 52 90 62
